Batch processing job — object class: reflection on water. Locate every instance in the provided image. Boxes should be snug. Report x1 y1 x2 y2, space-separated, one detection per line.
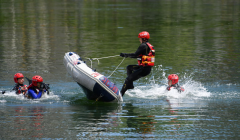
71 100 123 137
0 97 240 139
0 106 46 138
123 103 157 138
28 107 45 138
13 107 27 138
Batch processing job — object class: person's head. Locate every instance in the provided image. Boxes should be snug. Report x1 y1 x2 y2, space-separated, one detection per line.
14 73 25 84
32 75 43 88
168 74 179 86
138 31 150 43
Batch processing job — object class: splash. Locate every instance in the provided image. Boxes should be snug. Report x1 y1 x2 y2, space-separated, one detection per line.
0 100 6 103
126 65 211 99
0 90 61 104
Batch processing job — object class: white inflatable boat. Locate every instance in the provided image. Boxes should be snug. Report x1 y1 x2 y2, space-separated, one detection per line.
63 52 123 102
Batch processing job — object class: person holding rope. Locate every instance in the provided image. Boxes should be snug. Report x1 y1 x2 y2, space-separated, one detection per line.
120 31 155 96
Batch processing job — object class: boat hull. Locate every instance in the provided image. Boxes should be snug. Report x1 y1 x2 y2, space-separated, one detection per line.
63 52 123 102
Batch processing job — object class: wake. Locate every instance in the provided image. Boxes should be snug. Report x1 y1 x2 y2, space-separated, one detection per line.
0 90 60 104
126 65 211 99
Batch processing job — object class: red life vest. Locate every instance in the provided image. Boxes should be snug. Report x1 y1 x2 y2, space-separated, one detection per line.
138 43 155 66
27 83 41 94
167 85 184 92
16 85 28 94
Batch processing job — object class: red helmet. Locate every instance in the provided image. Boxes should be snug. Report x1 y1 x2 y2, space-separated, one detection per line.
138 31 150 39
14 73 24 83
32 75 43 86
168 74 179 85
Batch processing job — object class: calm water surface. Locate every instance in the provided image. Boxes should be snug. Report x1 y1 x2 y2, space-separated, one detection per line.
0 0 240 139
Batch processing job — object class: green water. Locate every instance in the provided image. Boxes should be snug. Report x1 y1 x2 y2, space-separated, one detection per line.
0 0 240 139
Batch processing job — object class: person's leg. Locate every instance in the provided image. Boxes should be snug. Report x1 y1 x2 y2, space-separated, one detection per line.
125 65 142 89
121 66 143 96
127 65 140 76
120 79 131 96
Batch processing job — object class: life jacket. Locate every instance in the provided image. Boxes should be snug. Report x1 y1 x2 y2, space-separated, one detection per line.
27 83 34 90
27 83 41 98
28 83 46 93
138 43 155 67
167 84 184 92
13 84 28 94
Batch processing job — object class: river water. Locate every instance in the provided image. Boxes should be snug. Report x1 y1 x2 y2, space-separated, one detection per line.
0 0 240 139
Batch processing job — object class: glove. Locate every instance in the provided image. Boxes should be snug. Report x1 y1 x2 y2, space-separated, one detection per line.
120 53 125 57
2 90 6 94
167 86 171 91
176 86 184 93
180 87 184 92
120 53 128 58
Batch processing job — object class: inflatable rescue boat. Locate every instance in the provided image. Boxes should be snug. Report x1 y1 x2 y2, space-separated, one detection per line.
63 52 123 102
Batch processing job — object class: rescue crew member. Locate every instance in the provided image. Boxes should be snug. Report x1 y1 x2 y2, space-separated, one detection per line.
13 73 28 95
167 74 184 93
27 75 46 99
120 31 155 96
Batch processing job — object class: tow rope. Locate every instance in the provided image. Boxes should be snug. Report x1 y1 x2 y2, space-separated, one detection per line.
87 55 119 67
107 57 125 78
86 55 125 78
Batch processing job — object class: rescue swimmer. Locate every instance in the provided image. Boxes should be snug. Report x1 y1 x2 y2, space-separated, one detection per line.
120 31 155 96
27 75 49 99
12 73 28 96
167 74 184 93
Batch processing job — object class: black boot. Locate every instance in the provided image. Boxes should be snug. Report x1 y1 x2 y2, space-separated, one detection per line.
120 79 134 96
120 81 128 96
129 81 134 89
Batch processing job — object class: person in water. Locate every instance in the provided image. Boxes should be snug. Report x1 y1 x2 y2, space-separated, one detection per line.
27 75 46 99
120 31 155 96
167 74 184 92
12 73 28 95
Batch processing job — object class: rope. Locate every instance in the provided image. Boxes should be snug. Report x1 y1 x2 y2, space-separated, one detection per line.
91 55 120 60
107 57 125 78
86 55 125 78
87 55 120 68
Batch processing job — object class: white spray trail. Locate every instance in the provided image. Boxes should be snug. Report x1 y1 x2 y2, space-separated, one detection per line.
126 65 211 99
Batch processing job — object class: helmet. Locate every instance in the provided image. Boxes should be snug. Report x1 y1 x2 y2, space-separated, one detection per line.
138 31 150 40
32 75 43 86
168 74 179 85
14 73 24 83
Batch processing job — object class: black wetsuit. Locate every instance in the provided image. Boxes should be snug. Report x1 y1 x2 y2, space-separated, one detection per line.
12 84 28 94
120 41 152 96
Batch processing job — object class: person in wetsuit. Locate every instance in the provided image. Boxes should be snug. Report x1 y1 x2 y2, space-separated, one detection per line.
27 75 46 99
120 31 155 96
167 74 184 93
12 73 28 95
